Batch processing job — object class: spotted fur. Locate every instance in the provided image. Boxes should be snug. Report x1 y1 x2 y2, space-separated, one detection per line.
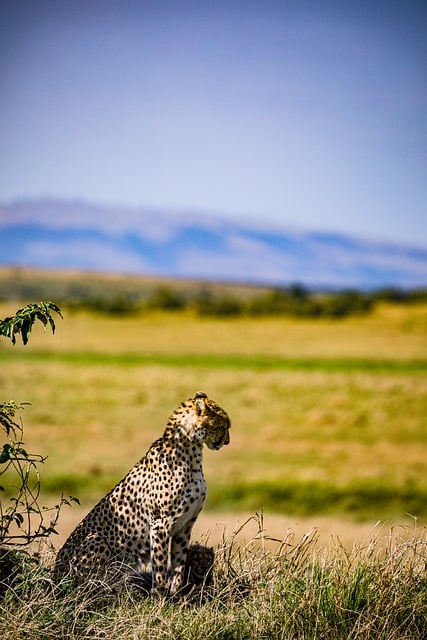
55 392 230 596
183 543 215 588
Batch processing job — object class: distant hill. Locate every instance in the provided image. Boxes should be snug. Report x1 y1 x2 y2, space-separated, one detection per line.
0 199 426 289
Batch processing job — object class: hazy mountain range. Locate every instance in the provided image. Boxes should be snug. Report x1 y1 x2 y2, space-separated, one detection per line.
0 199 426 289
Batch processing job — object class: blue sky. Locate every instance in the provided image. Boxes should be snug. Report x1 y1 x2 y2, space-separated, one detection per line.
1 1 426 246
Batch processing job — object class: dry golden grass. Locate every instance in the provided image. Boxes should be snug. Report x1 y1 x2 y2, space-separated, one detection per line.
1 301 426 524
1 514 426 640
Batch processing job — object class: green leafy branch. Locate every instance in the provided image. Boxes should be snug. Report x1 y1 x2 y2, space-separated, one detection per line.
0 302 62 346
0 302 77 550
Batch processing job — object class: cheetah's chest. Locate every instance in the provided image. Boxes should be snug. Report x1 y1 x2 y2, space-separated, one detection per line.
170 468 206 534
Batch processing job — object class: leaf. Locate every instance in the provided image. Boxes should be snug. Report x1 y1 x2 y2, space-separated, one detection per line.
49 302 63 316
14 513 24 526
20 317 32 345
36 311 48 327
0 443 13 463
48 316 56 334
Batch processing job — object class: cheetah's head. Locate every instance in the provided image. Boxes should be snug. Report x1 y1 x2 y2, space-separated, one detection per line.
191 391 231 450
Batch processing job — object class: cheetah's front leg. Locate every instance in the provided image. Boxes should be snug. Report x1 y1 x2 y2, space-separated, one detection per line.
149 520 170 596
169 519 195 595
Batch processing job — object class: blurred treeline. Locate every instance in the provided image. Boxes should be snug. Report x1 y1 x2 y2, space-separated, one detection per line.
1 268 426 319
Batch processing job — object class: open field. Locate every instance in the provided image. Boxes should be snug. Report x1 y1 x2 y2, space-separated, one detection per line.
1 294 427 638
1 298 426 526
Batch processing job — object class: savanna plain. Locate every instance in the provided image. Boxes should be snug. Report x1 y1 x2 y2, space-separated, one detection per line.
1 281 426 639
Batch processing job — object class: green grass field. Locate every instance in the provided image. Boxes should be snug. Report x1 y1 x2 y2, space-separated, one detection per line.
1 299 426 521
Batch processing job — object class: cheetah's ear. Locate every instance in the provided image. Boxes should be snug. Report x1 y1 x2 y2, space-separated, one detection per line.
195 399 205 415
195 391 207 415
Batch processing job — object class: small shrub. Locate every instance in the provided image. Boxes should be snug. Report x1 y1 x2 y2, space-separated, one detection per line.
146 286 186 311
320 290 374 318
0 303 76 554
192 290 243 317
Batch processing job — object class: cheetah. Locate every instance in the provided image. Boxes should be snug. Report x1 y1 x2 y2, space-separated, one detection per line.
183 542 215 589
55 392 230 596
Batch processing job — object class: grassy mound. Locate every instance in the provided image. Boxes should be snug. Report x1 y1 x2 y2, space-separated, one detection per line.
1 515 426 639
